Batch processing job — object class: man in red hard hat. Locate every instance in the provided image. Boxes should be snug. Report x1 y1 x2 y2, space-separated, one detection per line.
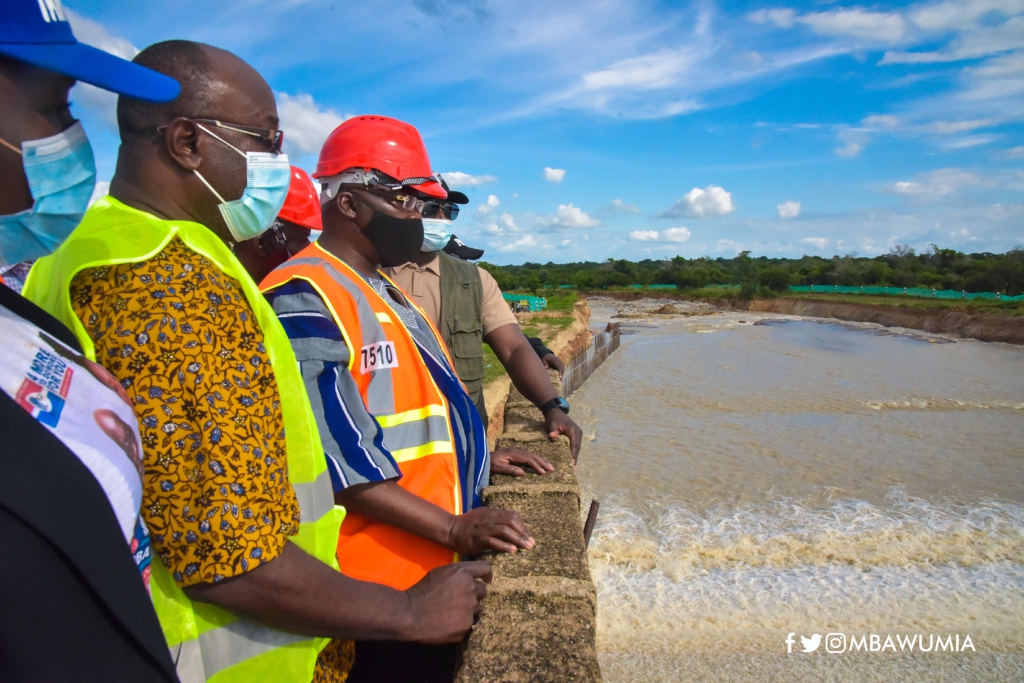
234 165 321 283
261 115 550 681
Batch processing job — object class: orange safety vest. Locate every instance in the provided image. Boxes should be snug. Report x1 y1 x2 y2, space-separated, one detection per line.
261 242 462 590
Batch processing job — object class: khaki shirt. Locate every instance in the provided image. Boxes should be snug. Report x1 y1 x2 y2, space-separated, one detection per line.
384 254 519 336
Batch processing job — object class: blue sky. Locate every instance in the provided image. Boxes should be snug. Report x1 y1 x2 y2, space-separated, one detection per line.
66 0 1024 264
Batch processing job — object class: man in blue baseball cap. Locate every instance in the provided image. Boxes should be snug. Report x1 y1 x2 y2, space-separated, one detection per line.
0 1 180 680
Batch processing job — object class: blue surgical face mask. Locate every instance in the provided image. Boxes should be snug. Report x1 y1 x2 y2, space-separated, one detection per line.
421 217 453 252
0 121 96 268
192 124 290 243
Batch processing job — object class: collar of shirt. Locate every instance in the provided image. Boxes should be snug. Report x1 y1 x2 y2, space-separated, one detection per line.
392 254 441 277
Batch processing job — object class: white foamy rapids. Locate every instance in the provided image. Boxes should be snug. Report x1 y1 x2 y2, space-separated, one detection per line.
864 398 1024 412
589 490 1024 574
587 492 1024 659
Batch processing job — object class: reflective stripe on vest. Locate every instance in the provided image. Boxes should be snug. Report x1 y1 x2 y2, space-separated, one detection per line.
263 249 456 463
260 242 462 590
23 197 345 683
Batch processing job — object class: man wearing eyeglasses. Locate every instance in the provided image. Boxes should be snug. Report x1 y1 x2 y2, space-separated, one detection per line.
26 42 492 683
262 115 555 682
384 176 584 462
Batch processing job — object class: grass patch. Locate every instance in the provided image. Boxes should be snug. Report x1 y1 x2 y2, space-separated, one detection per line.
543 291 577 312
684 285 742 299
483 317 569 387
482 344 506 385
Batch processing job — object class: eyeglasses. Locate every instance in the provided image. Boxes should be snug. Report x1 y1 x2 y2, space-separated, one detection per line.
353 187 425 214
421 201 460 220
157 118 284 153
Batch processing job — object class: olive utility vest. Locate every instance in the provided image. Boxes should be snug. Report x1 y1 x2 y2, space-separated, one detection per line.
436 252 487 427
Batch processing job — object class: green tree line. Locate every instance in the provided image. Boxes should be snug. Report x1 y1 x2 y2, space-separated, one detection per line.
479 245 1024 296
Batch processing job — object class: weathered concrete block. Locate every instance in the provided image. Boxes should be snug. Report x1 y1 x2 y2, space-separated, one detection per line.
456 578 600 683
458 370 601 682
483 488 589 581
491 434 577 486
502 404 545 432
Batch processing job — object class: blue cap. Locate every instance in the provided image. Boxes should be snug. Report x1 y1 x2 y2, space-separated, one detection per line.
0 0 180 103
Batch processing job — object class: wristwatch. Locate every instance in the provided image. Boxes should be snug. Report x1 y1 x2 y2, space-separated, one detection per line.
540 397 570 415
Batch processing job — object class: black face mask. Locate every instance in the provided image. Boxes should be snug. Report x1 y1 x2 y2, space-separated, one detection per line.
362 210 424 267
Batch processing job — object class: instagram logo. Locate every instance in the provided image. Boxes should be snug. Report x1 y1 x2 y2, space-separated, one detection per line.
826 633 846 653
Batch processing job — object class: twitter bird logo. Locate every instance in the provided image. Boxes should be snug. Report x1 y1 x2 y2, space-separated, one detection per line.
801 634 822 653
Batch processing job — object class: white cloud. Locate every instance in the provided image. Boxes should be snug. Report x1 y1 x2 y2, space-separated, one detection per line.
550 203 600 228
836 142 863 157
1005 146 1024 159
663 227 691 242
928 118 998 134
475 194 500 217
751 7 905 43
941 134 999 149
777 201 802 219
958 51 1024 101
658 185 735 219
748 9 796 28
798 9 906 43
891 168 983 195
582 48 696 91
606 198 642 214
89 180 110 206
629 227 691 242
881 15 1024 64
800 237 829 250
862 114 901 129
482 212 520 235
909 0 1024 32
66 9 137 60
561 239 572 247
441 172 497 187
543 167 567 183
276 93 346 155
65 10 138 130
836 127 868 157
500 234 539 252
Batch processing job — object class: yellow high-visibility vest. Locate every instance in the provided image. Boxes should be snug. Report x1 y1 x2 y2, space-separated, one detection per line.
24 196 345 683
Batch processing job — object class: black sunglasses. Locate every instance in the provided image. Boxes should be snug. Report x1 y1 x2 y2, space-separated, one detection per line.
421 201 460 220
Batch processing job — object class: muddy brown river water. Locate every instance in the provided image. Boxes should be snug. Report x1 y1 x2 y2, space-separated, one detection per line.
573 308 1024 681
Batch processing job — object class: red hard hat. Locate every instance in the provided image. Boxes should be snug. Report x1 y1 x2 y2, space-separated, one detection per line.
278 166 322 231
314 115 446 199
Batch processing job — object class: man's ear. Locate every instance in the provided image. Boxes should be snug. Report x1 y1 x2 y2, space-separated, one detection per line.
334 191 360 221
162 117 203 172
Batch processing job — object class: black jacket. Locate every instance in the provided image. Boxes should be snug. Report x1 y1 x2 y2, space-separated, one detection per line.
0 284 178 683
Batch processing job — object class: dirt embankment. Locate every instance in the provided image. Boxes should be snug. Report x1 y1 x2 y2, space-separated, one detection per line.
745 298 1024 345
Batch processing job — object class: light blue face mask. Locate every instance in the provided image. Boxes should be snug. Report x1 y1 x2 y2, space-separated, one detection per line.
193 124 290 243
421 218 453 252
0 121 96 268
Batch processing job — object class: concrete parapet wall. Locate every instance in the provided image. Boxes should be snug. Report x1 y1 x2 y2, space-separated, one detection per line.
456 375 602 682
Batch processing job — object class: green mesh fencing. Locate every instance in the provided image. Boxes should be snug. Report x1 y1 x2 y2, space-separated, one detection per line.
789 284 1024 301
502 292 548 311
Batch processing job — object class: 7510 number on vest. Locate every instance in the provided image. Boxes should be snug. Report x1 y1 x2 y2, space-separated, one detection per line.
360 341 399 374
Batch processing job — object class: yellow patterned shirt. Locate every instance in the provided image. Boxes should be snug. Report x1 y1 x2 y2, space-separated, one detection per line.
70 237 350 682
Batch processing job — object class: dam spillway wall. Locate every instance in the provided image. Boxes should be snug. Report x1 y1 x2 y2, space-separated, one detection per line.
456 372 602 683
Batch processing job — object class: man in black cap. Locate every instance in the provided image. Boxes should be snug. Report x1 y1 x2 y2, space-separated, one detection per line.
385 175 582 462
0 1 181 680
440 236 567 377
